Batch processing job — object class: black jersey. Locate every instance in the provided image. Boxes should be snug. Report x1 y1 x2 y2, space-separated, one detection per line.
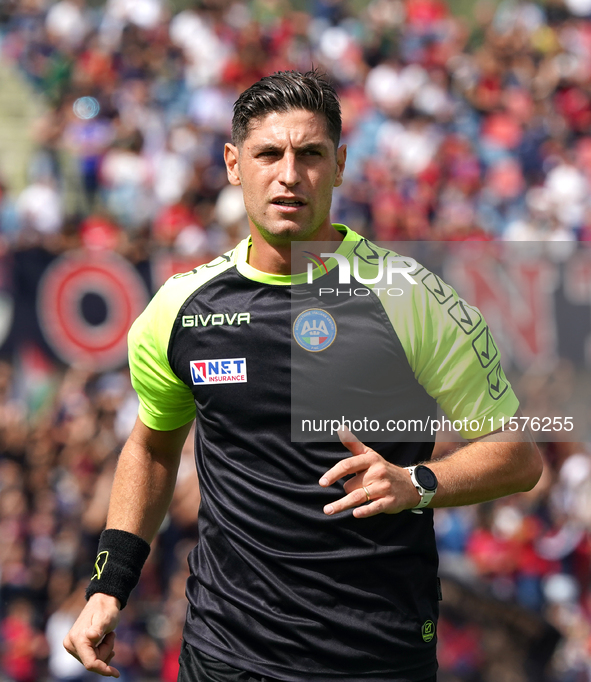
128 226 518 681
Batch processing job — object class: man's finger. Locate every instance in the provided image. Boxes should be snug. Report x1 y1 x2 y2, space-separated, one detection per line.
352 498 391 518
323 487 369 515
337 427 367 456
74 636 120 677
95 631 116 663
75 629 120 677
343 474 365 494
319 454 373 487
337 426 358 443
63 635 82 664
92 662 120 678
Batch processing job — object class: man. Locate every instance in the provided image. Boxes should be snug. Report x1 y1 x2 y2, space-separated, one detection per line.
64 70 542 681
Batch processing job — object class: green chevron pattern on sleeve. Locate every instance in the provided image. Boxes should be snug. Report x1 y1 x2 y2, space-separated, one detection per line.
128 249 238 431
386 270 518 438
349 236 519 439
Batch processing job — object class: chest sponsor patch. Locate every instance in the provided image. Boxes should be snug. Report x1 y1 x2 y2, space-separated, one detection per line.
190 358 247 385
293 309 337 352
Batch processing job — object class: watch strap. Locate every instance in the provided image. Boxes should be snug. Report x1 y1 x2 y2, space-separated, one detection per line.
405 465 437 514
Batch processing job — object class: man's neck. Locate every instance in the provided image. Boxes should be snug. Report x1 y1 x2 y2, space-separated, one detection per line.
248 223 345 275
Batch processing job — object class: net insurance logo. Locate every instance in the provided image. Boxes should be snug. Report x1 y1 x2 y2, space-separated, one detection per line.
190 358 247 385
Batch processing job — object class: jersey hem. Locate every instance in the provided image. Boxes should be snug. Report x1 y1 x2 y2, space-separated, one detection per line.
137 405 195 431
181 632 438 682
457 393 520 439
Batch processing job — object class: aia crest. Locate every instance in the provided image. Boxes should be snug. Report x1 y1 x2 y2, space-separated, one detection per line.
293 309 337 352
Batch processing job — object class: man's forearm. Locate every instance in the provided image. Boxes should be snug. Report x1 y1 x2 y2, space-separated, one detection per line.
64 418 193 677
321 425 543 517
106 417 193 542
427 437 543 509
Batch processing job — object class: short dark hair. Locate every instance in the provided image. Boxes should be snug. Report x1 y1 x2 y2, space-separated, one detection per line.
231 69 342 148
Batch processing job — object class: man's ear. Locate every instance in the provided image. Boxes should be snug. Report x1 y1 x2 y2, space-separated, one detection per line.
334 144 347 188
224 143 241 186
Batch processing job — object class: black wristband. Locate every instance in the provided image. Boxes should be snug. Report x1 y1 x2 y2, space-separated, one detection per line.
85 529 151 609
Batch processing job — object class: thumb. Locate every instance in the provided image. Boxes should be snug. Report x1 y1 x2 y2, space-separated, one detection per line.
86 625 110 644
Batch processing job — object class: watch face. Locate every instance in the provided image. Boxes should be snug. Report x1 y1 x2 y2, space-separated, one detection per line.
415 465 437 491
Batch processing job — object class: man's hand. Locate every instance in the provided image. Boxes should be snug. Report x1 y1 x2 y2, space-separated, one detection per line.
63 418 192 678
319 415 543 517
63 593 122 677
319 428 420 518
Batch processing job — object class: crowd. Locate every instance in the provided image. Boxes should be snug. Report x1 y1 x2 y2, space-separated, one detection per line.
0 0 591 679
2 0 591 248
0 362 199 681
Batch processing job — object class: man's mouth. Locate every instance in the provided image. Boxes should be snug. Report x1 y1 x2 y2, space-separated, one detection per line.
272 199 305 207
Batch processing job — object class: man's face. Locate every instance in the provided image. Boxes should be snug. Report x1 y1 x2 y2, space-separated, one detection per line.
224 109 346 245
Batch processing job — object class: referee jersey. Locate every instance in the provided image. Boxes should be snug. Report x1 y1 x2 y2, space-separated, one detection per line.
128 225 518 681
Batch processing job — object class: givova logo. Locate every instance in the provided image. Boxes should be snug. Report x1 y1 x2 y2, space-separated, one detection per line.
293 309 337 352
190 358 247 385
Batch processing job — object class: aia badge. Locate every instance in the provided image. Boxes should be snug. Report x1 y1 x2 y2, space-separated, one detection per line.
293 309 337 352
190 358 247 385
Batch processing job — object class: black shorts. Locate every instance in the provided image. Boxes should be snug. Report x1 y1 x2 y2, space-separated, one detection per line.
177 641 437 682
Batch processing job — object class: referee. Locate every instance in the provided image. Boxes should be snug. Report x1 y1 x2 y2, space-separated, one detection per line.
64 70 542 681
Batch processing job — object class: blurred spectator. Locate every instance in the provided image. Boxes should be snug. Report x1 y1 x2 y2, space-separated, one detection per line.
0 598 48 682
100 129 153 229
1 0 591 678
45 0 90 51
15 176 62 236
45 581 91 682
3 0 591 244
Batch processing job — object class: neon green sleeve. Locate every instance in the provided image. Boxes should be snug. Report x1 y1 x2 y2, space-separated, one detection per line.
378 266 519 439
127 249 238 431
128 287 196 431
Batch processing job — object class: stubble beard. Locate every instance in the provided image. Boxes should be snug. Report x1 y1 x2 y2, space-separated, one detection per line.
249 201 334 247
253 220 323 246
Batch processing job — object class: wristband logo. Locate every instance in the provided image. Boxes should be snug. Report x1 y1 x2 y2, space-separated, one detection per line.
92 551 109 581
293 309 337 352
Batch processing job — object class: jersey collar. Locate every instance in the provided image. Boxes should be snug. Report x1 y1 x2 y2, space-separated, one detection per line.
234 224 359 286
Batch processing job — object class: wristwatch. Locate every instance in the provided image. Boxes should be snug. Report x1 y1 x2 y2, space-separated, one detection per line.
405 465 438 515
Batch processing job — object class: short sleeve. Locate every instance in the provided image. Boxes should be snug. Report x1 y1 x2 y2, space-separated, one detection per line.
128 289 196 431
381 266 519 439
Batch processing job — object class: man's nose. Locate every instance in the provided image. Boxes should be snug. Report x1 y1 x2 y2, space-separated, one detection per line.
278 152 300 186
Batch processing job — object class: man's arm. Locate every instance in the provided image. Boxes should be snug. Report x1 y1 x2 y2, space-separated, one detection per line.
319 424 543 518
63 417 193 678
